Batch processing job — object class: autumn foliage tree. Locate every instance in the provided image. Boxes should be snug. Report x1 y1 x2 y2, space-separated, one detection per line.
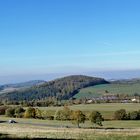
71 110 85 128
55 106 72 120
114 109 127 120
24 107 36 118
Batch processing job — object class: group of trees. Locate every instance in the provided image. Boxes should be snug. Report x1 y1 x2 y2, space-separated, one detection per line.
4 106 140 128
3 107 43 119
0 97 96 107
114 109 140 120
24 107 43 119
0 98 63 107
0 105 103 128
55 106 103 127
5 107 25 118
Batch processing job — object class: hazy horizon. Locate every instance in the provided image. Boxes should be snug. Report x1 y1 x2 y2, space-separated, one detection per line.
0 69 140 85
0 0 140 84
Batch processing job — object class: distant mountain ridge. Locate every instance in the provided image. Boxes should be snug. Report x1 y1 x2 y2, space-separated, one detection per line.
0 80 46 93
111 78 140 84
0 75 109 101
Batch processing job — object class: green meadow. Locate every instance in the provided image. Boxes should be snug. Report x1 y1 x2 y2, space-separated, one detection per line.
38 103 140 119
1 117 140 139
1 103 140 139
74 83 140 99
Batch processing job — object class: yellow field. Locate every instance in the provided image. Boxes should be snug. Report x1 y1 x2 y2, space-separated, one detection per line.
0 116 140 139
0 123 140 140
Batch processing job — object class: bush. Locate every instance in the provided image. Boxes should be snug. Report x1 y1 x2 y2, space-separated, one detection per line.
47 116 54 120
23 108 43 119
15 107 25 118
24 107 36 118
0 106 8 115
5 108 15 117
137 110 140 119
89 111 103 126
55 110 65 120
35 108 43 119
55 106 72 120
114 109 140 120
114 109 127 120
129 111 138 120
42 110 57 120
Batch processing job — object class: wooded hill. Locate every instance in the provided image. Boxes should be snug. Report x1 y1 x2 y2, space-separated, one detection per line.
0 80 45 90
0 75 109 101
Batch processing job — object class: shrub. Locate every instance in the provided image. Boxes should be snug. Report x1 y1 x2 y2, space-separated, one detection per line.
5 108 15 117
55 106 72 120
35 108 43 119
89 111 103 126
15 107 25 118
41 110 55 120
137 110 140 119
0 106 8 115
129 111 138 120
47 116 54 120
54 110 65 120
24 107 36 118
114 109 127 120
62 106 72 120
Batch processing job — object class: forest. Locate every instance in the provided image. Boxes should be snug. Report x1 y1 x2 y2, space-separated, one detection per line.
0 75 108 101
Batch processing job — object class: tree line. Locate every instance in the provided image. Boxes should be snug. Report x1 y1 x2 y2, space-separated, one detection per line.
1 106 138 128
0 106 103 128
114 109 140 120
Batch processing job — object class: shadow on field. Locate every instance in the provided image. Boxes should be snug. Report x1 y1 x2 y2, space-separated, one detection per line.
83 127 126 130
0 121 7 123
0 134 75 140
0 137 74 140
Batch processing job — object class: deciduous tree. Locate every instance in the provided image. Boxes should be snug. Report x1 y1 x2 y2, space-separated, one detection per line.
24 107 36 118
89 111 103 127
71 110 85 128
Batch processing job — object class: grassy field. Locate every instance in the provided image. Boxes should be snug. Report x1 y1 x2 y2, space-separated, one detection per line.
74 83 140 99
1 117 140 139
0 118 140 140
2 116 140 129
38 103 140 119
1 103 140 139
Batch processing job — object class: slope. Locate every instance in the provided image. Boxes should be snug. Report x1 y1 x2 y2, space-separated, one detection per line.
0 80 46 94
75 81 140 99
0 75 109 101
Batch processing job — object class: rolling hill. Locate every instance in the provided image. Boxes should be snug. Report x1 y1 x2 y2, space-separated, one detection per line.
0 75 109 101
75 79 140 99
0 80 46 94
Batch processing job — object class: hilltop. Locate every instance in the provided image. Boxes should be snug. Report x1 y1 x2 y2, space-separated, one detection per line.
0 75 109 101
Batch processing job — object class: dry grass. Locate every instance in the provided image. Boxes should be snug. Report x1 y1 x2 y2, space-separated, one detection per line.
1 115 140 139
0 123 140 139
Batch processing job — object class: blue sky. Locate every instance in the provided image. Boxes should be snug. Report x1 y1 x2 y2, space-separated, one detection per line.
0 0 140 83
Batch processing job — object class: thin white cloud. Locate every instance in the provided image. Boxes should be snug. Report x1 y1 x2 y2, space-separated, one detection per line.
52 51 140 58
87 51 140 57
